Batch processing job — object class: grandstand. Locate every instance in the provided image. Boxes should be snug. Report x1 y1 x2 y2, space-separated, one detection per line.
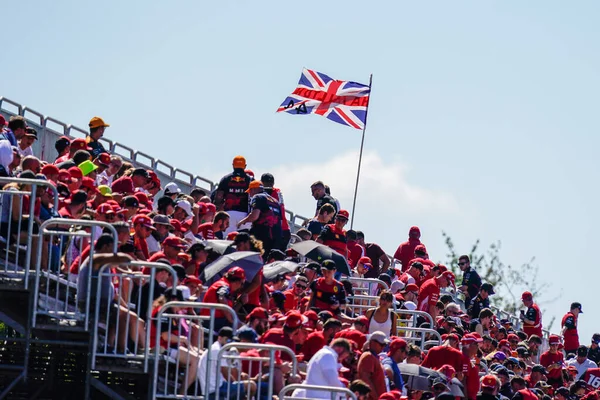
0 96 555 400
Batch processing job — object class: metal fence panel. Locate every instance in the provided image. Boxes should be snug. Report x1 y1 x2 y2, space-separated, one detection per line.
279 384 357 400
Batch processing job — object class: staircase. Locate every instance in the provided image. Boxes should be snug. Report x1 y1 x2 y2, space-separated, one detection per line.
0 276 153 399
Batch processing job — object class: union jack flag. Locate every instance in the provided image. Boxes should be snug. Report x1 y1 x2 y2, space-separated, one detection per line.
277 68 371 130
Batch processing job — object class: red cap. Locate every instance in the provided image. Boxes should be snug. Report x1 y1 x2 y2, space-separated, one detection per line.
41 164 59 176
521 291 533 300
283 312 308 329
336 209 350 220
435 264 448 273
0 115 5 127
549 335 561 345
388 338 408 355
447 333 459 342
112 178 135 194
226 231 238 240
246 307 269 321
205 203 216 213
481 375 498 389
414 244 427 254
71 138 92 151
355 315 370 326
269 312 284 323
134 192 151 207
438 364 456 379
358 256 371 265
394 293 405 302
461 333 483 345
96 203 115 215
81 177 97 191
379 394 397 400
96 152 111 166
498 339 511 349
68 166 83 179
303 310 319 322
442 271 456 284
182 276 202 285
170 219 182 232
507 333 519 342
132 214 155 230
163 236 187 249
404 283 419 292
225 266 246 281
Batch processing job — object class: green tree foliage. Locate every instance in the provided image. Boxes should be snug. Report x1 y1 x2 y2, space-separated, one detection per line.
442 232 558 330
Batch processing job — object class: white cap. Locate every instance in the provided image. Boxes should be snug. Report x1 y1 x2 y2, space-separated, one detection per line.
390 280 405 294
176 200 193 217
164 182 181 195
403 301 417 311
176 285 191 301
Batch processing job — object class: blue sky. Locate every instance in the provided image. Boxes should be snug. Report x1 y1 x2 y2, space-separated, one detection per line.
2 1 599 339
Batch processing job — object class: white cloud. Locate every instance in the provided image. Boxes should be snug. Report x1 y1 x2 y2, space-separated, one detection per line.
271 150 460 221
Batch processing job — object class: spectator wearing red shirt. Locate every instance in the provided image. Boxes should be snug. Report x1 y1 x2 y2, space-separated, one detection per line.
58 190 88 219
242 307 269 336
417 271 454 320
422 337 466 376
540 335 565 388
301 318 342 362
562 302 583 354
399 261 424 286
260 312 307 362
282 276 308 313
356 231 390 279
346 230 366 268
393 226 422 272
201 267 245 331
357 331 388 400
334 316 369 350
184 241 210 277
197 211 230 240
317 210 349 258
131 214 155 260
461 334 482 400
520 291 543 338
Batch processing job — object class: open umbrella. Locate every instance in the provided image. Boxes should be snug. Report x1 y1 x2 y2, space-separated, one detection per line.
202 251 263 285
263 260 300 281
290 240 350 275
205 239 235 255
398 364 464 397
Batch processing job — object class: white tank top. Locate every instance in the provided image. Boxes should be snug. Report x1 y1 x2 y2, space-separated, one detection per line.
368 309 393 337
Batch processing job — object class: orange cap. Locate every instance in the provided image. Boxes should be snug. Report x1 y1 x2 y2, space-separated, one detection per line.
233 155 246 169
245 180 263 193
89 116 110 129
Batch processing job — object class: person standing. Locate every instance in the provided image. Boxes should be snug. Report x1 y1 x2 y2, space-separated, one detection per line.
356 231 390 278
393 226 422 272
520 291 543 338
357 332 388 400
316 210 349 258
457 255 481 307
418 271 454 320
237 180 283 257
562 302 583 355
214 155 253 233
382 338 408 392
261 172 292 249
467 283 495 320
87 116 110 157
309 181 338 217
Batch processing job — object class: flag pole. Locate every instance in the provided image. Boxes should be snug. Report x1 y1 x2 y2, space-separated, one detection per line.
350 73 372 229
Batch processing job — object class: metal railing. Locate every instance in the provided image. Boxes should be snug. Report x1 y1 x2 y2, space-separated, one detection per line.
348 276 388 296
395 326 442 351
32 219 118 331
91 261 178 372
152 302 239 399
215 342 298 400
279 384 357 400
0 177 58 287
396 309 435 330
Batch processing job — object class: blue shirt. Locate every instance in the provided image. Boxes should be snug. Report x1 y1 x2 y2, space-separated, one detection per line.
382 356 404 391
4 129 17 147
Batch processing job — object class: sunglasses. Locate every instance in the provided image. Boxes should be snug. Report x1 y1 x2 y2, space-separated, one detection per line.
296 285 307 290
458 262 466 266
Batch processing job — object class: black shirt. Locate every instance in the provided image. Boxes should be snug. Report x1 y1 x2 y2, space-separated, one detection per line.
217 169 253 212
133 279 165 321
249 193 282 248
461 267 482 302
315 194 337 215
468 293 490 320
88 139 107 158
589 346 600 364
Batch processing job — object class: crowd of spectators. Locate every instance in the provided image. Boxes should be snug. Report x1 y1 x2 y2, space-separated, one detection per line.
0 113 596 400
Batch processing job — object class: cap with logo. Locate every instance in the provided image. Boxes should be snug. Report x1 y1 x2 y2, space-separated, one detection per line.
441 271 455 285
24 127 38 139
480 375 498 389
132 214 155 230
283 312 308 329
321 260 337 271
55 136 71 153
89 116 110 129
225 266 246 281
96 203 115 215
163 237 187 249
71 138 92 151
123 196 140 209
336 210 350 220
549 335 561 346
95 152 111 167
571 302 583 313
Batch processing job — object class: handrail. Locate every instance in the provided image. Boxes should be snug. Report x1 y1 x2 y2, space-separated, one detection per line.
279 384 357 400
